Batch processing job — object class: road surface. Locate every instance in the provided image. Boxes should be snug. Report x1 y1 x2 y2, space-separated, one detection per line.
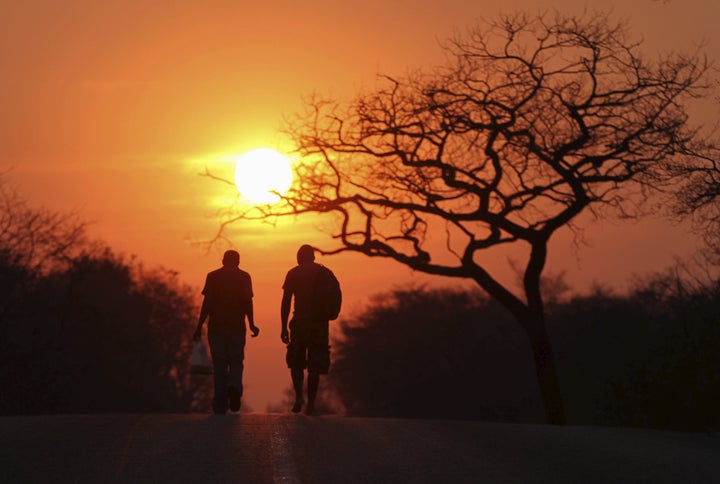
1 413 719 483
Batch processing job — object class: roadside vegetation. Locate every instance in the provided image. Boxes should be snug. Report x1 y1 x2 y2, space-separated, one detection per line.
326 266 719 432
0 176 211 414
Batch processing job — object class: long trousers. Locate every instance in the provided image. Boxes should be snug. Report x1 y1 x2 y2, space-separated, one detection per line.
208 323 246 413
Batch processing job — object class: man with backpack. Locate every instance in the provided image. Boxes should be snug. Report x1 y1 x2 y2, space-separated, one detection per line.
280 244 341 415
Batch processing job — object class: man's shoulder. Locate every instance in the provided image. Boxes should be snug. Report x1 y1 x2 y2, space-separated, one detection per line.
313 263 337 280
284 265 299 282
285 263 320 284
206 267 224 278
207 267 251 280
285 264 303 276
318 263 335 274
290 262 328 275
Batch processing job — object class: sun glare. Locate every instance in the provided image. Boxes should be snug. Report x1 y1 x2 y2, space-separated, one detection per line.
233 148 293 204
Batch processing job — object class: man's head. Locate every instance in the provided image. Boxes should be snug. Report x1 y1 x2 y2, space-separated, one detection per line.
222 250 240 267
296 244 315 265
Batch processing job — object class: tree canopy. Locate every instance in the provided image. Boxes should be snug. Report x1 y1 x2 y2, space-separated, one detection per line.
216 11 715 424
229 12 711 272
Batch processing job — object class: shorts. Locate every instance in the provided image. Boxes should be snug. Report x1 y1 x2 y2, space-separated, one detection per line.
286 317 330 374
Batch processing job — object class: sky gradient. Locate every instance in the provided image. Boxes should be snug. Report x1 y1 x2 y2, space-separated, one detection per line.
2 0 718 411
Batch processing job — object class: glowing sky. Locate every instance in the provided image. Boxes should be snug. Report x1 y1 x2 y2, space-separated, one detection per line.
2 0 718 411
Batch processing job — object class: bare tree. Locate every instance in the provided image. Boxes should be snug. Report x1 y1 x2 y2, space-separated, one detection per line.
217 12 712 424
663 142 720 261
0 173 88 275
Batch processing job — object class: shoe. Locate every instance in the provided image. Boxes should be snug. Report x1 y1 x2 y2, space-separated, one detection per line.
291 399 304 413
228 387 241 412
305 402 315 416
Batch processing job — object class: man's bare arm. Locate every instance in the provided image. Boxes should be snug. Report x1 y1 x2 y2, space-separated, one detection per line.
280 290 292 343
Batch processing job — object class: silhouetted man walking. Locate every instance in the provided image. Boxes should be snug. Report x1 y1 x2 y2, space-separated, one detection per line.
281 244 341 415
194 250 259 414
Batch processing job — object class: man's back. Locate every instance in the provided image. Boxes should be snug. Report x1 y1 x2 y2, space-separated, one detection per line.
283 262 324 320
203 266 253 325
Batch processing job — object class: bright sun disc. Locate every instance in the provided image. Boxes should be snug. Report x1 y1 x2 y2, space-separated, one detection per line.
233 148 293 204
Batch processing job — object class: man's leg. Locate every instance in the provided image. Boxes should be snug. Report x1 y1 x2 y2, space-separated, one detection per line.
227 328 246 412
208 326 229 414
306 371 319 415
291 368 304 413
305 342 329 415
286 333 307 413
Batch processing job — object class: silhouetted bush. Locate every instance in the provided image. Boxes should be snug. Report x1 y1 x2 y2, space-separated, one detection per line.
329 272 720 431
0 249 212 415
0 179 211 414
328 286 543 422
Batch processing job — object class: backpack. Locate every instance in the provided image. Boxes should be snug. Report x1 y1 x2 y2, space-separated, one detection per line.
313 265 342 321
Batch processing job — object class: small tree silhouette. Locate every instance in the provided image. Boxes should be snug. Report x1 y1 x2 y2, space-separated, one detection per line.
216 12 713 424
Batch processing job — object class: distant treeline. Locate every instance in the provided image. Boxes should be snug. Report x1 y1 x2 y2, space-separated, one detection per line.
4 176 719 430
0 177 211 415
326 269 720 432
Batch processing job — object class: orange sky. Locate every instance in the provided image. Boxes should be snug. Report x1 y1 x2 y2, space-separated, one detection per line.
2 0 718 412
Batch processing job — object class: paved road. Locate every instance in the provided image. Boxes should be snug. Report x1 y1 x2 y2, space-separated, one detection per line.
1 413 719 483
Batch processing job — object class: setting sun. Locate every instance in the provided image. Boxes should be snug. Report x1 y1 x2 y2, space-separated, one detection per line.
233 148 293 204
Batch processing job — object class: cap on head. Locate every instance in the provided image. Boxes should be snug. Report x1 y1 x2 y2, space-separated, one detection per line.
222 250 240 267
296 244 315 265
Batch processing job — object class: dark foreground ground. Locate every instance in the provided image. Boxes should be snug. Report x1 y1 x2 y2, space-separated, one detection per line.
1 413 719 483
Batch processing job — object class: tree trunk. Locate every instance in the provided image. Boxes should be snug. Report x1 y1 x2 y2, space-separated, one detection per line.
467 257 566 425
524 313 566 425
